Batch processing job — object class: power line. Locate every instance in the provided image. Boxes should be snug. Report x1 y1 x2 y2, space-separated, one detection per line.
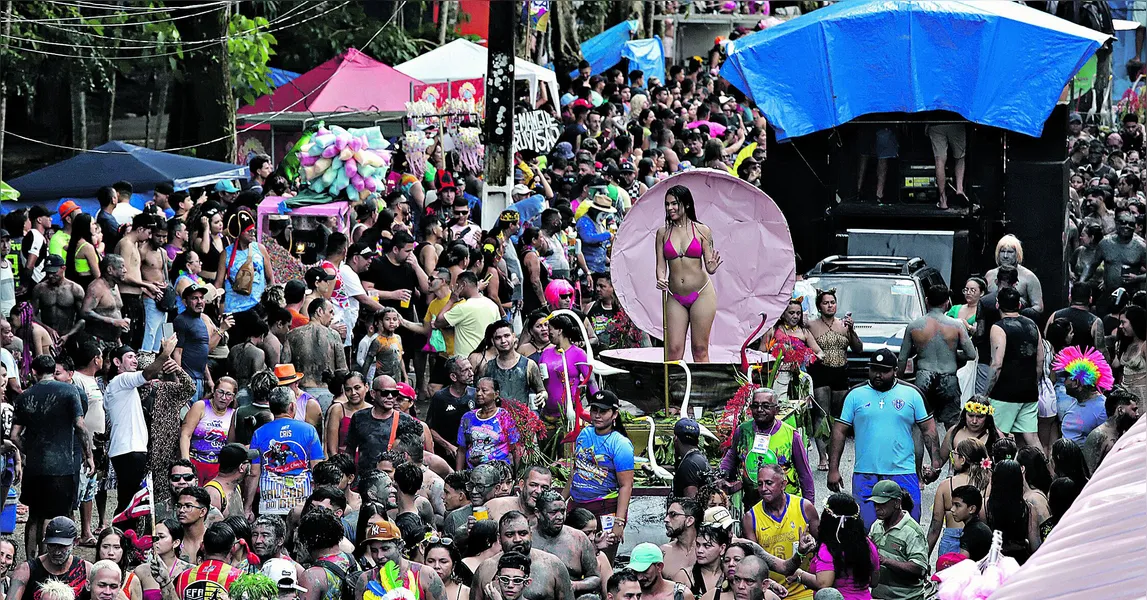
10 2 226 26
2 1 351 60
0 0 408 155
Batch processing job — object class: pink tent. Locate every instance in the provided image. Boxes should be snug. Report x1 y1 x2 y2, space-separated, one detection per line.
238 48 422 125
990 415 1146 599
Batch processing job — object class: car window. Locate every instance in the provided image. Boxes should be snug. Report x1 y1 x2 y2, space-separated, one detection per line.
804 276 924 323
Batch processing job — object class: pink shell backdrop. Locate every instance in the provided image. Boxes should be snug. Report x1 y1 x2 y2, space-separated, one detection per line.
611 169 795 362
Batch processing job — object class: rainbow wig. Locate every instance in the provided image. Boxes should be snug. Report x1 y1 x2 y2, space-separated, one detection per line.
1052 346 1115 391
545 278 576 310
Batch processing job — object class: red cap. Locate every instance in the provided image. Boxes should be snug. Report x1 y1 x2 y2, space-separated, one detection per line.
396 382 416 400
58 201 81 220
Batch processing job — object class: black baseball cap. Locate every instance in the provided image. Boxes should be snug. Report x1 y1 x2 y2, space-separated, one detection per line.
674 418 700 442
44 516 78 545
218 443 259 472
29 205 51 221
305 266 336 289
589 390 620 410
868 349 897 370
44 255 65 273
181 283 210 299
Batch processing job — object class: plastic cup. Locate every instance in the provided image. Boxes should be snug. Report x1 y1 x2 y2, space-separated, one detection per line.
693 407 702 419
474 506 489 521
400 296 411 309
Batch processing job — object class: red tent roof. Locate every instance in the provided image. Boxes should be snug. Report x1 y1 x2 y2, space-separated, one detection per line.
239 48 421 116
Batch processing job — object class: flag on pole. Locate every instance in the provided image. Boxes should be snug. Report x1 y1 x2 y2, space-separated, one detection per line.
112 474 152 524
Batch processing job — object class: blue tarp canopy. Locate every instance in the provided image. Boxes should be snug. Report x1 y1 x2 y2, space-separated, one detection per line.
573 20 637 78
622 36 666 88
9 141 248 205
721 0 1110 141
269 67 301 87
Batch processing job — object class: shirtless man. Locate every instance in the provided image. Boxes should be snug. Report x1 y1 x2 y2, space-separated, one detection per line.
115 213 162 349
30 255 85 343
230 320 269 392
262 307 290 365
985 235 1044 315
529 490 600 595
393 432 446 526
1091 210 1147 304
897 283 976 429
139 218 170 352
629 543 696 600
470 511 573 600
80 254 131 346
487 466 552 526
1083 387 1140 472
283 297 347 405
659 497 700 577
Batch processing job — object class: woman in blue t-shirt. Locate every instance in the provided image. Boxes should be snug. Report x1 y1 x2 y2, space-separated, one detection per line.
215 210 273 325
456 377 520 470
565 389 634 558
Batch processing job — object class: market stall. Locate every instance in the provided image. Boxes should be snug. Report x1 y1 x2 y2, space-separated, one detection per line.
395 38 560 108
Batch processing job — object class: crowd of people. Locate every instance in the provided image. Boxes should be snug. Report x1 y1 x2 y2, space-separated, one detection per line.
0 11 1139 600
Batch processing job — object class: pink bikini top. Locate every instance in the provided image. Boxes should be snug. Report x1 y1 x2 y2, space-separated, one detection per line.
665 222 703 260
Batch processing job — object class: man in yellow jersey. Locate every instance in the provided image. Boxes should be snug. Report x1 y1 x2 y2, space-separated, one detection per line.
740 463 820 600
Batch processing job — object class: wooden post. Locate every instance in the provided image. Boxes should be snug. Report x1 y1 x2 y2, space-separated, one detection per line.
482 0 517 230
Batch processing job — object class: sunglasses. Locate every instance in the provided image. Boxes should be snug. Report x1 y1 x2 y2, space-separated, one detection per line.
375 389 400 397
428 536 453 546
170 474 196 482
750 403 777 410
497 576 528 586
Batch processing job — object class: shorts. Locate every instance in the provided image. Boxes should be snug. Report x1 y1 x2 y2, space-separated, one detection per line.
926 123 967 160
78 469 100 503
21 474 79 520
859 126 899 159
852 473 921 530
939 527 963 556
809 362 849 393
916 370 961 427
992 401 1039 434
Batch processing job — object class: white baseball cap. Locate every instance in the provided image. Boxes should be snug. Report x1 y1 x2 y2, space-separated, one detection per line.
262 558 307 592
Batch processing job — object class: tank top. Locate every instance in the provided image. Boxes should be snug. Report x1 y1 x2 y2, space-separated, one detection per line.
204 480 244 518
175 559 241 600
813 327 850 369
296 392 314 423
66 241 95 291
6 241 21 296
521 248 550 316
25 556 89 600
487 355 532 405
749 495 813 600
994 315 1040 403
189 404 235 464
0 262 15 318
1051 306 1099 351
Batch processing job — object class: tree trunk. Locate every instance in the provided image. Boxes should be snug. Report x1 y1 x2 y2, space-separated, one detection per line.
70 65 88 150
609 0 647 37
167 2 235 161
0 0 12 182
154 72 170 149
550 0 582 92
437 0 450 46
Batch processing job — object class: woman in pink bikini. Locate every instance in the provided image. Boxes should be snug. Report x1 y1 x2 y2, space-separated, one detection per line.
656 184 723 362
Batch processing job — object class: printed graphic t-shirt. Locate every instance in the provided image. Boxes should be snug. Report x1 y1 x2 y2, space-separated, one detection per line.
249 417 324 514
570 427 635 503
457 408 519 468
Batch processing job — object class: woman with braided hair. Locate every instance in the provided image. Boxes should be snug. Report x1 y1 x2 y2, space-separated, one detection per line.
10 301 55 382
810 493 879 599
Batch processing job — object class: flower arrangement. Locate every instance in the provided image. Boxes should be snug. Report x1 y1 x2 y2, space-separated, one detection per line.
502 399 549 466
402 130 435 179
229 574 279 600
964 400 994 416
765 337 818 369
456 126 484 173
1052 345 1114 391
719 380 760 452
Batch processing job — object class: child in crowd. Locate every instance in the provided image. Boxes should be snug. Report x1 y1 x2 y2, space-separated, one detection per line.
357 307 405 382
934 485 984 571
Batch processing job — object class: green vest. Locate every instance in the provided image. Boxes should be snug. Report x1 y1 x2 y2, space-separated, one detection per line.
6 240 21 292
735 419 800 496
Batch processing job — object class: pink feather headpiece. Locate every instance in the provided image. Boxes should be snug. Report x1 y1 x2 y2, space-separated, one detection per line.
1052 346 1114 391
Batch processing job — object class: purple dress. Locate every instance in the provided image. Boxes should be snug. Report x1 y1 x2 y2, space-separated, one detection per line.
537 345 598 421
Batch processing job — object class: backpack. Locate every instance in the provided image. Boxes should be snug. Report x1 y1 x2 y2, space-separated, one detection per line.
314 554 363 600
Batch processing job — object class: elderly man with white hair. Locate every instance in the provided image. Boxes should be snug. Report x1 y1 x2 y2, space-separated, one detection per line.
985 234 1045 315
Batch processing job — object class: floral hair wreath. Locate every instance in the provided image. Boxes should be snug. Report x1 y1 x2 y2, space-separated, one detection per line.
1052 345 1115 392
965 400 994 415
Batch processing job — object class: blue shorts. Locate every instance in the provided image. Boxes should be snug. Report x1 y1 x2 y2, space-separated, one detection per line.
852 472 921 530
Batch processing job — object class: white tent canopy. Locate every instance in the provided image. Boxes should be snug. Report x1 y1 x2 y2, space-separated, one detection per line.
396 38 560 108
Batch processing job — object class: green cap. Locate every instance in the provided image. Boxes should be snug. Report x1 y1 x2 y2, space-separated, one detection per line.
628 543 664 572
867 480 904 504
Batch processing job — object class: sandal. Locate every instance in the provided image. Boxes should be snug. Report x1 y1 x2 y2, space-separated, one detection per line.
817 463 829 472
78 536 98 547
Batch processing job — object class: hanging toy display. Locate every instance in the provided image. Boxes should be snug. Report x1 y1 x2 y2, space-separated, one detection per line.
457 126 484 173
403 130 435 180
297 124 391 201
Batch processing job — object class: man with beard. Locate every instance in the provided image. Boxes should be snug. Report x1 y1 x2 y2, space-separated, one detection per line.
444 463 500 539
116 213 162 349
470 511 573 600
140 216 170 352
660 497 702 576
829 349 942 529
344 374 417 475
1091 210 1147 309
626 543 694 600
30 256 84 343
354 519 446 600
487 466 552 526
984 235 1044 316
477 322 546 407
252 515 306 582
731 556 783 600
1058 351 1113 445
1084 387 1140 471
8 517 91 600
529 489 600 594
285 297 347 411
742 463 819 600
81 255 131 347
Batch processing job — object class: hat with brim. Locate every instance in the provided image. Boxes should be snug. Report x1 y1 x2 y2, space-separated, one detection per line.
181 283 210 299
590 194 617 214
628 542 664 572
867 479 904 504
274 364 304 386
226 209 256 238
702 506 737 530
588 390 620 410
364 518 402 542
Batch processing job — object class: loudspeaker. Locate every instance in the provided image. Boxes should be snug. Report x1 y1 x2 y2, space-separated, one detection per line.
1002 160 1069 314
1007 104 1069 162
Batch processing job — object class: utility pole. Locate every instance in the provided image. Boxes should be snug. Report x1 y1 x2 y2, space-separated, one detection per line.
0 0 12 183
482 0 517 229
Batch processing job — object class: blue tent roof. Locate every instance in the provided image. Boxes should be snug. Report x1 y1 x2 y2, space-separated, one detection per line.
8 141 248 204
270 67 301 87
721 0 1110 141
574 20 637 78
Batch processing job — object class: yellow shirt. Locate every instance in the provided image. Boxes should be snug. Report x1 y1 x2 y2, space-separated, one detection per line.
749 494 813 600
425 292 455 356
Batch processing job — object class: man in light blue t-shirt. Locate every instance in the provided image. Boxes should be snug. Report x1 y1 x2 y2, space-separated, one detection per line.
827 349 943 529
249 387 324 516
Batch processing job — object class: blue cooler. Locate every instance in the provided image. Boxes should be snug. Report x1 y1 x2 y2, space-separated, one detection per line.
0 488 16 534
